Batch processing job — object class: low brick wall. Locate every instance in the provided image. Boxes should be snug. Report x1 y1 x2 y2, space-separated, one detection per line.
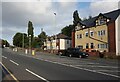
87 52 99 57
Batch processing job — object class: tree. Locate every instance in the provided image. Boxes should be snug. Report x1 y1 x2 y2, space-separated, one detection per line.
2 39 10 47
13 32 28 48
38 31 47 47
28 21 34 45
61 25 74 37
73 10 81 26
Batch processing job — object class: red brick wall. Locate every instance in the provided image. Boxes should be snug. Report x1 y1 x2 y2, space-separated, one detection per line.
72 31 75 48
107 21 116 52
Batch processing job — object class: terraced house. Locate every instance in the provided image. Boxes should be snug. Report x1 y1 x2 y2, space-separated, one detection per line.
72 9 120 56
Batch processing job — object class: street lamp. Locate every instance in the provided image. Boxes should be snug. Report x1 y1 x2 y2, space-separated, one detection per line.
29 35 31 54
54 12 56 49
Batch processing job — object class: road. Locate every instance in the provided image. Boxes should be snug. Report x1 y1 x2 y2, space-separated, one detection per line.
1 48 120 81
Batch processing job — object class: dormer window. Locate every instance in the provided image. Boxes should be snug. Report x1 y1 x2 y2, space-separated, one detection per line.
96 15 107 26
98 18 105 25
76 23 86 30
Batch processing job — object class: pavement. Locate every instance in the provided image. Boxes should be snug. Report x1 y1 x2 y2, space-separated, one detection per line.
1 48 120 81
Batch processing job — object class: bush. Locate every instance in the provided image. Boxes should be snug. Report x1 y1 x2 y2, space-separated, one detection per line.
99 52 104 58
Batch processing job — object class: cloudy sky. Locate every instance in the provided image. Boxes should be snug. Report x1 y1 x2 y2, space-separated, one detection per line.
0 0 119 45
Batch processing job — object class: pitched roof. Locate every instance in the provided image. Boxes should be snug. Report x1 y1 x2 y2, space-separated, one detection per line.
79 9 120 28
56 33 71 40
46 33 71 41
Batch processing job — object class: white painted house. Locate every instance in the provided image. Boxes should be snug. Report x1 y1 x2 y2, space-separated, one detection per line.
44 33 71 52
116 14 120 56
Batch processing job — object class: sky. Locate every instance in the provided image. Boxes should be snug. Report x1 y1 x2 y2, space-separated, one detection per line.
0 0 119 45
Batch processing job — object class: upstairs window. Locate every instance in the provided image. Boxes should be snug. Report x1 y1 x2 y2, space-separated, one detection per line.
90 31 94 37
98 18 105 25
98 30 106 36
85 32 88 37
96 16 106 26
77 35 79 39
79 34 82 38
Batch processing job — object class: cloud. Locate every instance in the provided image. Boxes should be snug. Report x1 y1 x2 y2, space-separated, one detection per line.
90 0 119 16
2 2 77 44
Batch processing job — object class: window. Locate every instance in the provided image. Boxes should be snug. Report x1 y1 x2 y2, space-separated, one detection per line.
85 32 88 37
77 35 79 39
98 30 106 36
103 30 105 35
98 31 101 36
91 43 94 49
100 30 103 35
98 18 105 25
97 16 106 25
98 44 108 49
98 44 100 48
86 43 89 49
104 44 108 48
80 34 82 38
67 40 69 44
101 44 104 48
90 31 94 36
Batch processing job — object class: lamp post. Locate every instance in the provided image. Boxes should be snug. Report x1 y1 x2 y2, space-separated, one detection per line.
54 12 56 50
29 35 31 54
22 33 24 49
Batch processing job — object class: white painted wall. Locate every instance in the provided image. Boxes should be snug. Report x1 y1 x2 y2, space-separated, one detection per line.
65 40 71 49
46 41 51 49
52 40 56 49
60 39 65 50
60 39 71 50
115 15 120 56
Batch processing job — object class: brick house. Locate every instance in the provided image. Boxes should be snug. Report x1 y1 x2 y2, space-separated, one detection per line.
72 9 120 56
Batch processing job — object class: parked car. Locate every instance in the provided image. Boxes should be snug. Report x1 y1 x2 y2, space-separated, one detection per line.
57 48 89 58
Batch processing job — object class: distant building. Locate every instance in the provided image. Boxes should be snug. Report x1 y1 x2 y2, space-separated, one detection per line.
72 9 120 56
44 33 71 53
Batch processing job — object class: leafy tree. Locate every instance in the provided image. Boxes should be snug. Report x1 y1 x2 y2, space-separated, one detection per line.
61 25 74 37
38 31 47 47
32 37 43 48
2 39 10 47
13 32 28 48
73 10 81 26
28 21 34 45
61 10 81 37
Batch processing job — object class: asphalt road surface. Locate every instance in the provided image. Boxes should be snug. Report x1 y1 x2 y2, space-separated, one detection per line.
1 48 120 82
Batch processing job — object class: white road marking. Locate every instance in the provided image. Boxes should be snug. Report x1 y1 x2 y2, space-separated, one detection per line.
26 69 49 82
0 62 19 82
37 58 120 79
10 60 19 66
96 70 120 72
69 65 120 78
75 65 118 68
13 53 120 79
2 56 7 59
